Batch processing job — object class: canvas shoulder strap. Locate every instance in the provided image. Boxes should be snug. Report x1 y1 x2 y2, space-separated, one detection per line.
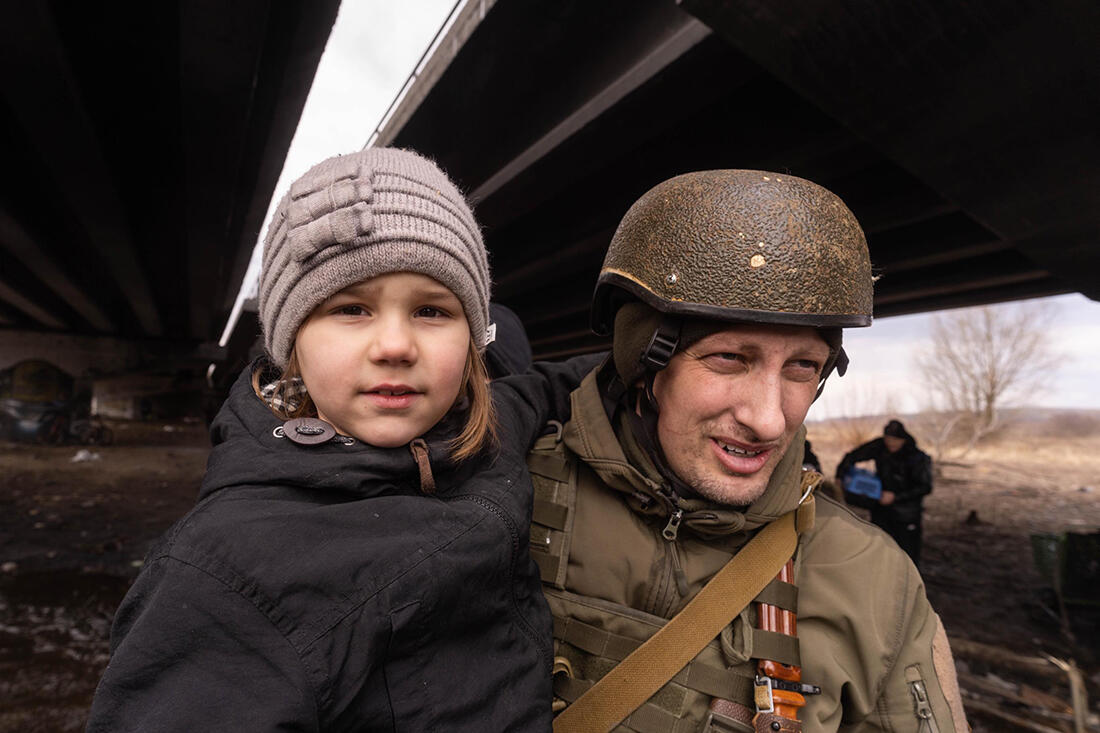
553 496 815 733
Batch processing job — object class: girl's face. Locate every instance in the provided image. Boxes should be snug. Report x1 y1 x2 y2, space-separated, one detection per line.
294 272 471 447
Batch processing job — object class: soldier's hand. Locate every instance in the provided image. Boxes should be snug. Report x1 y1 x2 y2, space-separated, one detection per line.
879 490 896 506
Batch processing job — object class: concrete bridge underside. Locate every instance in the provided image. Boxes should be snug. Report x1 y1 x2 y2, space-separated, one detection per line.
376 0 1100 358
0 1 340 366
3 1 1097 367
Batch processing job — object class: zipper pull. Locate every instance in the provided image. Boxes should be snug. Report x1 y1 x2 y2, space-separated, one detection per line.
662 508 683 541
908 679 939 733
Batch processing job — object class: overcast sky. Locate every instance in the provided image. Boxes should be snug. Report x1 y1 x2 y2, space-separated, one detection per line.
225 1 1100 416
808 293 1100 420
220 0 456 344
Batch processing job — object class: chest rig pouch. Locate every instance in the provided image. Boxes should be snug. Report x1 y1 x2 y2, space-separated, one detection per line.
528 425 808 733
527 421 579 588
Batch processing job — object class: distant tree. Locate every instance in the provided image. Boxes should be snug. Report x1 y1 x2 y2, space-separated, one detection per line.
917 302 1061 456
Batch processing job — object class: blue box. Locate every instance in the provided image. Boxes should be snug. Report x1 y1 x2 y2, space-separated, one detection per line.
844 468 882 500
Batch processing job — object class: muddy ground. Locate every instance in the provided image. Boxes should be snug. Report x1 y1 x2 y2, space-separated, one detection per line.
1 417 1098 731
0 421 208 733
810 418 1100 731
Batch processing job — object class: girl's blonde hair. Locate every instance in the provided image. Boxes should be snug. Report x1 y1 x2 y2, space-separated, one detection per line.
252 334 497 462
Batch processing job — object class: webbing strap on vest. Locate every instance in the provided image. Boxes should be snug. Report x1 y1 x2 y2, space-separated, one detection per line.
552 507 803 733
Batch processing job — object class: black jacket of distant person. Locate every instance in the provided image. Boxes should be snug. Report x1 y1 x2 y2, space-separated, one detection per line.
836 430 933 526
86 354 599 732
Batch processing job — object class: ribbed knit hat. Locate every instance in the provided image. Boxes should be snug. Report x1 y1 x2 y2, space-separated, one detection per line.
258 148 491 368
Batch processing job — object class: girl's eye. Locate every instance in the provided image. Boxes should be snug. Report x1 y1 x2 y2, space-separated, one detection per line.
333 304 367 317
415 306 448 318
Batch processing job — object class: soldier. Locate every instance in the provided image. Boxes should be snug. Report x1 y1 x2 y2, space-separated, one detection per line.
837 419 934 566
528 170 968 732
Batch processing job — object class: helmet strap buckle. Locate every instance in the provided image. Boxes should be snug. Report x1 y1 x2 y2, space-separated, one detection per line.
640 316 682 372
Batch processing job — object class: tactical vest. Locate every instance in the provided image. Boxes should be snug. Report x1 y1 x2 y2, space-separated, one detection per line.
528 423 815 733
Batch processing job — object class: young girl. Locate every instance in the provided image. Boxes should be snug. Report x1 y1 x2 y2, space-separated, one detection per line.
87 148 596 731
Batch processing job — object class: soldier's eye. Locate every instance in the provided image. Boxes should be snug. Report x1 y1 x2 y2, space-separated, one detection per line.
703 353 747 370
785 359 822 381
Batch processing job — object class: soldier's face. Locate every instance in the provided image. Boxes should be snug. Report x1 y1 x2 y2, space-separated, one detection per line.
651 324 829 506
884 435 905 453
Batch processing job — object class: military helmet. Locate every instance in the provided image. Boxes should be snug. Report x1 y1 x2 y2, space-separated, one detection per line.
592 169 873 335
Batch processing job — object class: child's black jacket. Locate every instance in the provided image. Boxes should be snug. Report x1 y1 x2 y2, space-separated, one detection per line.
87 355 602 732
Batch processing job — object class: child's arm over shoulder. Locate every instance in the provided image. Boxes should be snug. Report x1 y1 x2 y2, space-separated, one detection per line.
88 555 319 732
491 352 606 445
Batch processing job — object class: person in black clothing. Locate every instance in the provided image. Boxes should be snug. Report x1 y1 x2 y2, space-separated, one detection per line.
802 438 823 472
484 302 533 379
836 419 933 565
87 148 600 731
803 438 846 502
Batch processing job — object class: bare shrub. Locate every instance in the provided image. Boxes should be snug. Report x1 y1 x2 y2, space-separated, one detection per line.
833 416 881 450
1041 410 1100 438
916 302 1061 458
913 411 960 462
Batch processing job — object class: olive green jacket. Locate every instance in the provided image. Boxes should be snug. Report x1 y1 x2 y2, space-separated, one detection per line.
539 367 967 732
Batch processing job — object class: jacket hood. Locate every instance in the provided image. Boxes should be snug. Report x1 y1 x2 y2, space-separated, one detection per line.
562 363 807 538
883 419 918 449
484 303 533 378
199 364 467 502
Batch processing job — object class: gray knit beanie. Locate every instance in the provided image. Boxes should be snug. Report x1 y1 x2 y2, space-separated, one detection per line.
258 148 491 369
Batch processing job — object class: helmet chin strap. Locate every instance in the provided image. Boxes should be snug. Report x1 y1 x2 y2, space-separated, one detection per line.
628 316 705 501
813 345 849 403
629 373 701 503
640 315 682 373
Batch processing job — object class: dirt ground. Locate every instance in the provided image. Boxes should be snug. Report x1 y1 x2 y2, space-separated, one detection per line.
2 415 1099 731
809 416 1100 731
0 421 209 733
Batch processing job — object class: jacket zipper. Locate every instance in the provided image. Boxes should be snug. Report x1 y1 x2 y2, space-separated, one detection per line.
450 493 553 662
653 504 689 614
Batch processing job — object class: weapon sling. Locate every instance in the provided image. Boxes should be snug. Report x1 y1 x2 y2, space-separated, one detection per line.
553 497 814 733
